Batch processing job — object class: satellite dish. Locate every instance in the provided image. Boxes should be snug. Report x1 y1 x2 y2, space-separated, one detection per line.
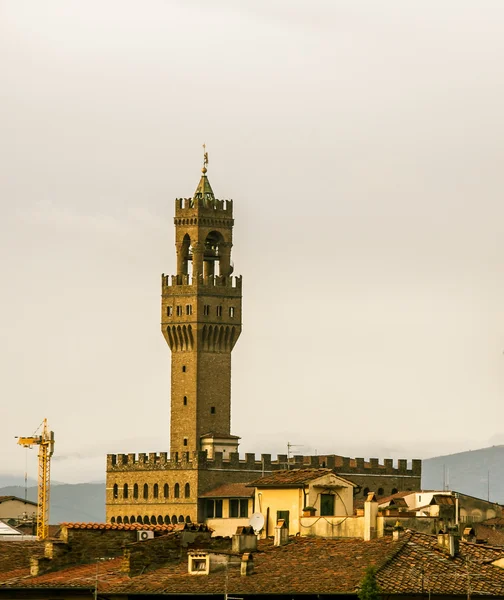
249 512 265 533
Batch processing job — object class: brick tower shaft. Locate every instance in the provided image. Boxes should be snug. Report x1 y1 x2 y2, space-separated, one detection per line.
161 163 242 459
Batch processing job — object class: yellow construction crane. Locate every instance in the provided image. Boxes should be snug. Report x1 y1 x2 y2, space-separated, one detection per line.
17 419 55 540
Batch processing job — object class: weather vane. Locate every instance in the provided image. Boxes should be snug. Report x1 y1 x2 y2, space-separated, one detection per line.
202 143 208 170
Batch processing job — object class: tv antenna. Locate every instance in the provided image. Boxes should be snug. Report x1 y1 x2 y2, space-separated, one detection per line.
287 442 303 469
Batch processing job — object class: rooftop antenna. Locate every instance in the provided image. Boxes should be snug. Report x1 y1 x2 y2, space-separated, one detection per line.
287 442 303 470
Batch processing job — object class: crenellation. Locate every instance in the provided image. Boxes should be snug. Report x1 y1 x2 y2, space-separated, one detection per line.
398 459 407 473
356 458 365 470
370 458 379 469
384 458 393 472
161 273 242 292
229 452 240 468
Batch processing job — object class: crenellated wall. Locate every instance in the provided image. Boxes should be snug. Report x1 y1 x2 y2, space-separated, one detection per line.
105 451 421 525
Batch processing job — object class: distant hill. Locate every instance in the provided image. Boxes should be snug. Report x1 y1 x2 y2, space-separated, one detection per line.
422 446 504 504
0 483 105 523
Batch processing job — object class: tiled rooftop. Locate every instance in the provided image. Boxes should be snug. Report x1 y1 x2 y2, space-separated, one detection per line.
60 522 177 531
0 495 36 506
378 490 413 505
249 468 335 487
3 530 504 596
200 483 254 498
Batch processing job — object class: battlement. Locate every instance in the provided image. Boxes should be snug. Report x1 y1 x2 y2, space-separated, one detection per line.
107 452 422 477
175 197 233 216
161 274 242 291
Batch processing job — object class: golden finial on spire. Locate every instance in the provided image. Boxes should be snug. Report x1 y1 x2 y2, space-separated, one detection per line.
202 143 208 174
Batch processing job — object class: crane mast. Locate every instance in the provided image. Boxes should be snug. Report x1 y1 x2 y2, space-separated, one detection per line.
17 419 55 540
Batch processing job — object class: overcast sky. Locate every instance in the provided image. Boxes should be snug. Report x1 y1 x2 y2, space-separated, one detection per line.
2 0 504 484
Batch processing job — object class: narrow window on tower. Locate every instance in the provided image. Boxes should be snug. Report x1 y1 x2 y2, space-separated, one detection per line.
176 305 183 316
216 306 222 317
204 304 210 316
183 438 188 446
186 304 192 315
167 306 173 317
182 365 186 372
210 406 216 414
229 306 235 318
183 396 188 406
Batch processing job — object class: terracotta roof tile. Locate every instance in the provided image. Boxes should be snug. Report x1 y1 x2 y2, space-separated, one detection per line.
60 522 176 532
378 490 413 505
3 531 504 596
200 483 254 498
249 468 335 487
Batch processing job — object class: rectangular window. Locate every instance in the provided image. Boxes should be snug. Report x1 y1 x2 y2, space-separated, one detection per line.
183 438 188 446
230 498 249 518
176 305 182 316
216 306 222 317
182 365 186 372
210 406 215 414
239 499 249 518
186 304 192 315
205 499 223 519
229 307 235 318
167 306 173 316
320 494 335 516
204 305 210 316
230 499 239 518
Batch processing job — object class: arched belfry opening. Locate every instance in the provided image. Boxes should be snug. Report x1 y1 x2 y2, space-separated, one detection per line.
204 231 225 278
177 233 192 277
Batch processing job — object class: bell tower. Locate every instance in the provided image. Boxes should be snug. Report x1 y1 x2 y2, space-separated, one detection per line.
161 152 242 460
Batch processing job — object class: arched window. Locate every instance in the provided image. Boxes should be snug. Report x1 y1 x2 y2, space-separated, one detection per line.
171 515 177 524
131 516 136 523
153 483 159 499
117 516 123 524
377 488 384 496
143 483 149 499
174 483 180 498
157 515 163 524
133 483 139 499
185 515 191 523
391 488 398 495
111 516 116 523
178 515 184 523
124 516 129 524
137 514 142 523
150 515 156 525
363 487 370 497
143 516 150 524
184 483 190 498
123 483 129 499
113 484 118 499
164 515 170 524
164 483 169 498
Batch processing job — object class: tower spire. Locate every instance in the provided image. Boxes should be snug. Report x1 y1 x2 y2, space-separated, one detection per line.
194 144 214 201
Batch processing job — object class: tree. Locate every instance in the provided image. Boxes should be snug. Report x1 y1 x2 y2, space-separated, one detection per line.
358 566 381 600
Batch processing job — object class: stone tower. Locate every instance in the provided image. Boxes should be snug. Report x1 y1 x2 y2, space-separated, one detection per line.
161 159 242 460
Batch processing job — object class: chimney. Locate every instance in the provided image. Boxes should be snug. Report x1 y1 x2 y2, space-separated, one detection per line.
392 521 404 541
232 526 257 553
437 528 460 557
364 492 378 541
240 552 254 576
274 519 289 546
